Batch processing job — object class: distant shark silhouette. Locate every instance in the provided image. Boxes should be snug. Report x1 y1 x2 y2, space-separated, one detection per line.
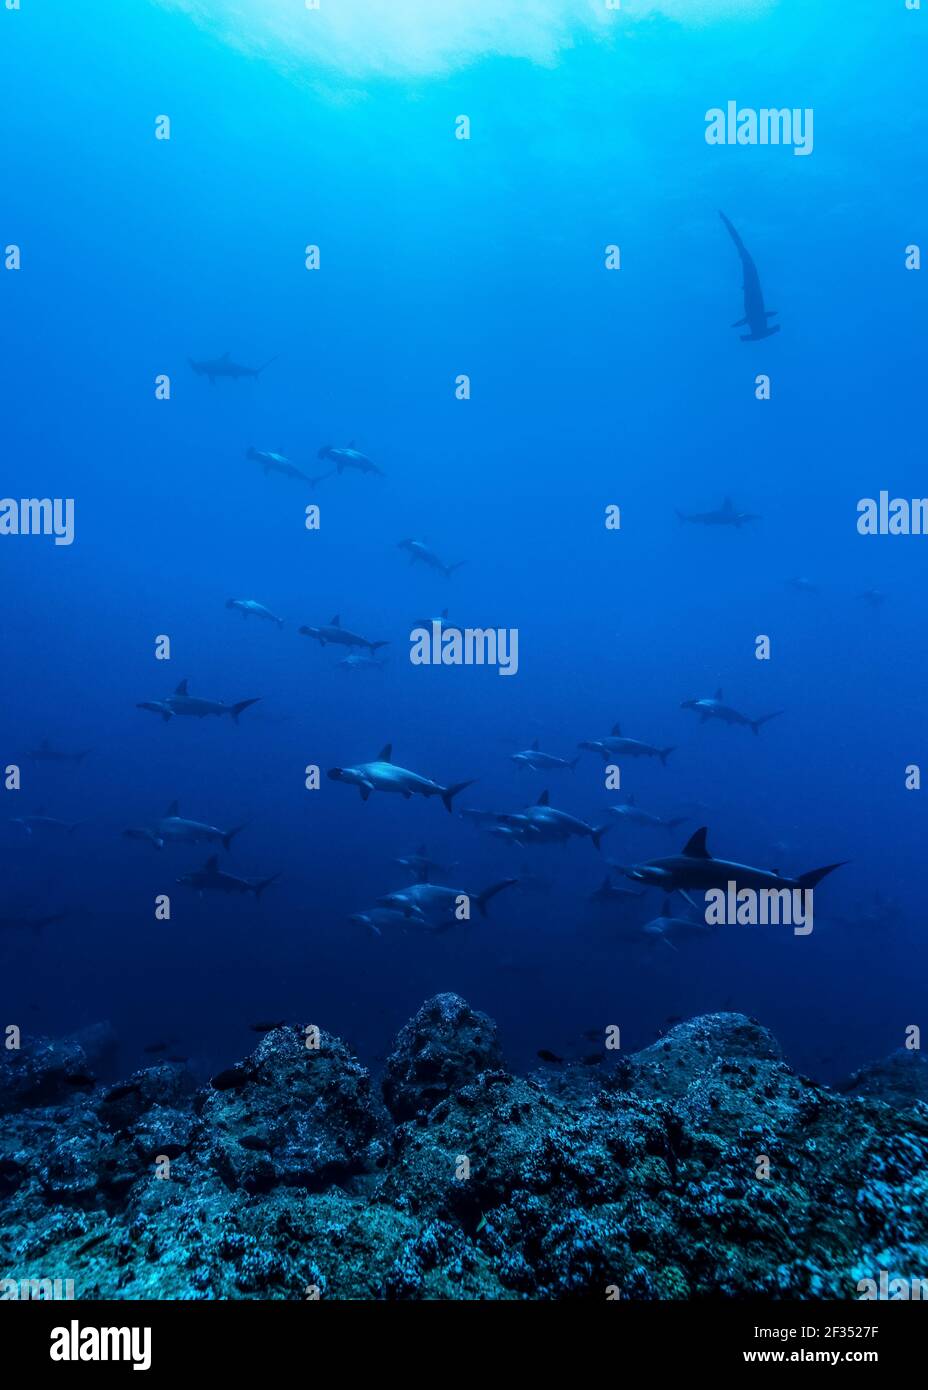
189 352 278 384
719 212 780 342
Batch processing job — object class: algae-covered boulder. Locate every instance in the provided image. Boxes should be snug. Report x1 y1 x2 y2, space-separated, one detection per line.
198 1024 380 1192
382 992 504 1121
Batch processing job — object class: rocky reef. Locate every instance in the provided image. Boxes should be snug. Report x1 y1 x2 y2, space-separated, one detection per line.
2 996 927 1300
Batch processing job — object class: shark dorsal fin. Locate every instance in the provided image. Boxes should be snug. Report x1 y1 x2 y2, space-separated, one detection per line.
330 615 340 626
531 739 539 751
166 800 179 817
35 806 46 816
220 352 230 360
441 608 448 618
601 876 611 891
721 497 734 512
349 440 356 448
682 827 710 858
40 738 49 749
204 855 219 873
628 794 636 805
537 790 550 806
377 743 393 762
611 723 621 736
175 679 189 696
416 844 427 856
714 688 724 701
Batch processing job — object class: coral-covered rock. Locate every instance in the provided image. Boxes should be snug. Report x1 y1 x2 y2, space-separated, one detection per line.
1 1003 927 1300
839 1049 928 1107
382 993 504 1121
198 1024 379 1193
0 1037 96 1115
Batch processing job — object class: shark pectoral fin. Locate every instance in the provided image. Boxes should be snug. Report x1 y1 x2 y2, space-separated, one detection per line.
678 890 701 912
766 309 778 317
730 317 748 328
359 785 372 802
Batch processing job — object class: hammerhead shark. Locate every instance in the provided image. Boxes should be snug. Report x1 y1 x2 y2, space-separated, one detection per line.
189 352 278 384
676 498 759 528
719 212 780 342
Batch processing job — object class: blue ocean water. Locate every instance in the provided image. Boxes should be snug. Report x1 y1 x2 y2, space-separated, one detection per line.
1 0 926 1091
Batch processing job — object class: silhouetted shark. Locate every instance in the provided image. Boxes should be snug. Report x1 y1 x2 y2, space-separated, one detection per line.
189 352 278 384
719 212 780 341
675 498 759 527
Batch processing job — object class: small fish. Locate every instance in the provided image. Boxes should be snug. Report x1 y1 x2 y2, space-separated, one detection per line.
536 1049 564 1065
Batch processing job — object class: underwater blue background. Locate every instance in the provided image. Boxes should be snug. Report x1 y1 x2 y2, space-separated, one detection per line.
1 0 926 1086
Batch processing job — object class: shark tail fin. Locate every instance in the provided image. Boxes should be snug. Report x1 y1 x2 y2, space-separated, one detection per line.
369 641 390 652
222 825 247 852
797 862 847 892
231 698 260 724
254 355 279 377
476 878 519 918
591 824 611 852
659 747 676 765
254 872 281 899
445 561 466 577
441 779 476 814
751 711 783 735
569 756 580 772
